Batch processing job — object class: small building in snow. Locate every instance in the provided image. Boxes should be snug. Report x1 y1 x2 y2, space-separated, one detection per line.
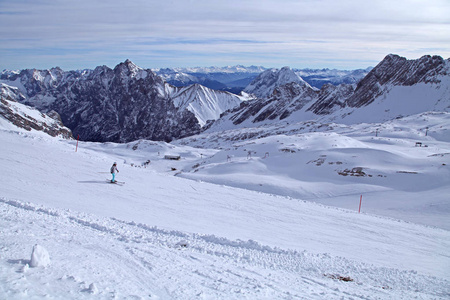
164 155 181 161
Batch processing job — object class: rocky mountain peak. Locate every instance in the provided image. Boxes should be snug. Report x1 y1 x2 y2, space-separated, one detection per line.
244 66 310 99
345 54 449 108
113 59 149 79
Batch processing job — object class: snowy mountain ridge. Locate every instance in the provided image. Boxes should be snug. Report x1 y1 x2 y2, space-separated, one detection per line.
295 67 372 88
153 65 267 74
206 54 450 132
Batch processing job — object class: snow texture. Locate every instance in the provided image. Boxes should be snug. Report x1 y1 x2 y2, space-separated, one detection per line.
0 108 449 299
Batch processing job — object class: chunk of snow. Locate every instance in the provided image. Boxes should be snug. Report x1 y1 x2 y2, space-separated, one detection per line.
21 263 29 273
88 283 98 294
30 244 51 267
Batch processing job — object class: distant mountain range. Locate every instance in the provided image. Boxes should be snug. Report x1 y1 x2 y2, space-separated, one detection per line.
153 65 371 93
1 54 448 142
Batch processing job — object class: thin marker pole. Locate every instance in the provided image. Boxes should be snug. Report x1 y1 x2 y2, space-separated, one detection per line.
359 195 362 213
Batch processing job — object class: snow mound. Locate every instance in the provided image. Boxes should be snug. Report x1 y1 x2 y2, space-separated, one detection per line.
30 244 51 268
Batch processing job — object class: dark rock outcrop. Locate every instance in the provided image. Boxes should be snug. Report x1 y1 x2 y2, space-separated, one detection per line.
345 54 448 108
0 95 73 139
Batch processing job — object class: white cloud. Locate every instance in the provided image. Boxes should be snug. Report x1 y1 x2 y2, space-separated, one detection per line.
0 0 449 70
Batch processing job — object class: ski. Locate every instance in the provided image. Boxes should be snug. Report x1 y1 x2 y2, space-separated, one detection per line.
106 180 125 185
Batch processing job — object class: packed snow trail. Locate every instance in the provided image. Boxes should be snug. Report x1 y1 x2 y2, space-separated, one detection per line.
1 198 449 299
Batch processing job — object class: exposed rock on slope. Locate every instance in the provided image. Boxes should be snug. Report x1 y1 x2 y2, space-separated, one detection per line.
0 90 72 139
345 54 449 108
231 81 316 125
307 84 355 115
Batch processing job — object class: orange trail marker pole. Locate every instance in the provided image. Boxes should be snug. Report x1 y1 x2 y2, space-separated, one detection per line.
359 195 362 213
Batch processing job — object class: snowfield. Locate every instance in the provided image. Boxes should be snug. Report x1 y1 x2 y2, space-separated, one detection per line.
1 112 450 299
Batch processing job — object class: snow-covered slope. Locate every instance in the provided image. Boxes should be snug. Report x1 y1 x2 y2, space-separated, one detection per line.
1 109 450 298
0 125 449 298
177 111 450 228
0 82 26 102
170 84 244 127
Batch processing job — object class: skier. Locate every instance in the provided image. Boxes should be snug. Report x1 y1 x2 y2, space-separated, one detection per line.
110 162 119 183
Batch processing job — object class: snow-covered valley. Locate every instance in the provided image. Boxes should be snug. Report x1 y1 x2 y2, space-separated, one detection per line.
1 111 449 299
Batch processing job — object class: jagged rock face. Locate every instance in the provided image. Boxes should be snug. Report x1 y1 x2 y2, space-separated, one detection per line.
255 82 317 121
225 67 318 125
307 84 355 115
1 68 83 109
346 54 449 108
51 61 201 142
230 79 317 125
1 67 77 99
1 79 71 138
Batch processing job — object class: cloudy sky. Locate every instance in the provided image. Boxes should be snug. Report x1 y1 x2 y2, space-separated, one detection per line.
1 0 449 71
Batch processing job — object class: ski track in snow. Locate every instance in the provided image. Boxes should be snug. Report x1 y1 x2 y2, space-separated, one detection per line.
1 198 449 300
